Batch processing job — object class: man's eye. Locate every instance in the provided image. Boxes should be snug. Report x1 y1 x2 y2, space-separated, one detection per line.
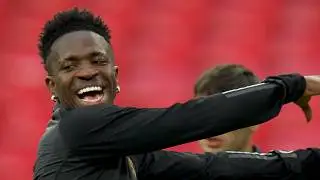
62 65 75 71
93 57 109 65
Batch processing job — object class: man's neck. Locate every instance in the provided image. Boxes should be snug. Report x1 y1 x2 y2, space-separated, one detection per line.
241 145 254 152
241 141 259 152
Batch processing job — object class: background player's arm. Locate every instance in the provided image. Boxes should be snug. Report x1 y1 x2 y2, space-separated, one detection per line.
59 74 305 158
131 149 320 180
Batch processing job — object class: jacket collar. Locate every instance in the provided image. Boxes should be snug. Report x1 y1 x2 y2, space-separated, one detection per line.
47 103 61 128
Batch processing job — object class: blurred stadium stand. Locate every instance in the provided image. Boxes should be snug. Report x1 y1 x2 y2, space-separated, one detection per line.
0 0 320 179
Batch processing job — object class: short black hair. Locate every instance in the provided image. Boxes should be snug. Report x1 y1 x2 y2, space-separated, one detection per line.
38 7 111 70
194 64 260 95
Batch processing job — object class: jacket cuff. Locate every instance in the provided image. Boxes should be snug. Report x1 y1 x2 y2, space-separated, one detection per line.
263 74 306 104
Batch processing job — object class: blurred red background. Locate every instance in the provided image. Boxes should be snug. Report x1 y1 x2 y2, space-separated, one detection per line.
0 0 320 179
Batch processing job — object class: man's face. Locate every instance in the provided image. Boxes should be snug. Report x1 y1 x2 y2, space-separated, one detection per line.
45 31 118 108
199 128 254 153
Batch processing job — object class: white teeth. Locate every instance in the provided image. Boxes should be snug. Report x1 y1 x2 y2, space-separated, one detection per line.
78 86 102 95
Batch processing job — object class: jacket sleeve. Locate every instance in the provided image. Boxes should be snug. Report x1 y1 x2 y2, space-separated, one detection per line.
131 149 320 180
58 74 306 158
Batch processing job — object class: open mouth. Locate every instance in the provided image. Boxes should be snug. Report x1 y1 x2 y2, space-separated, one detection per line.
77 86 105 105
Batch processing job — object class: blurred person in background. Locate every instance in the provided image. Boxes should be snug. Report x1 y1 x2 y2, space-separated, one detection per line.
194 64 261 153
34 7 320 180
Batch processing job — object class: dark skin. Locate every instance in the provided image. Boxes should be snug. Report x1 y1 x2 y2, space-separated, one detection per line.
45 31 119 108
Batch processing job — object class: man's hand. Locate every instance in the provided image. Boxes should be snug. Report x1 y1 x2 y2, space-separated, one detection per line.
295 76 320 122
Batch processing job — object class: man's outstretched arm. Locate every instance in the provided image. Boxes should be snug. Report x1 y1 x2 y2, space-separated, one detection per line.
59 74 306 158
132 148 320 180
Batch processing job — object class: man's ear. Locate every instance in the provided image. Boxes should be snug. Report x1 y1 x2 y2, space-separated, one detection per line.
114 66 119 78
45 75 56 96
114 65 119 85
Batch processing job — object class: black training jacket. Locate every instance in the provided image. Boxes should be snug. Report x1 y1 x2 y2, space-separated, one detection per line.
33 74 320 180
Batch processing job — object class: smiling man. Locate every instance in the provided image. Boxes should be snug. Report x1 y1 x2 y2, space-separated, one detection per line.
34 8 320 180
43 25 117 107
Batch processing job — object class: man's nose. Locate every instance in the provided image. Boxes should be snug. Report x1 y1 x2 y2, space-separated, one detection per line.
75 66 99 80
